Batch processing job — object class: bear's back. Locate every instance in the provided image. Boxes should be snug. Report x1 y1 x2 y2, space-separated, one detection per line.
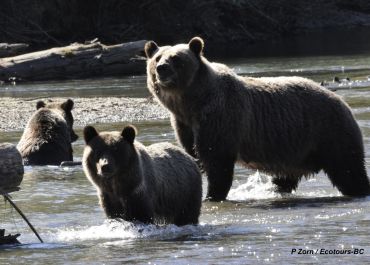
141 142 202 218
196 71 360 171
234 76 361 170
241 76 355 130
17 108 71 165
30 108 69 140
147 142 200 179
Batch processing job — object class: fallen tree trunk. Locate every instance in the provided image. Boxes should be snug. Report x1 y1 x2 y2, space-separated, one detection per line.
0 143 24 193
0 40 147 82
0 43 29 58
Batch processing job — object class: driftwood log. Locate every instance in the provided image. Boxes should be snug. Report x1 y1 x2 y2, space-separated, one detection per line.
0 229 20 245
0 40 147 82
0 143 24 193
0 43 29 58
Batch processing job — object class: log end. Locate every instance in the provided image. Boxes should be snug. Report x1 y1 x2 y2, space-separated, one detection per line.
0 143 24 192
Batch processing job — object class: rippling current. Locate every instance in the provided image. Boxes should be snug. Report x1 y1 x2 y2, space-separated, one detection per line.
1 42 370 264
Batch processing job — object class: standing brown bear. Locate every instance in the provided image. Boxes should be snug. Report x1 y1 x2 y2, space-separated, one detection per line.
17 99 78 165
82 125 202 226
145 37 370 201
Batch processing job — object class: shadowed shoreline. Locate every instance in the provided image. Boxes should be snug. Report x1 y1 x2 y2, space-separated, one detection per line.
1 0 370 57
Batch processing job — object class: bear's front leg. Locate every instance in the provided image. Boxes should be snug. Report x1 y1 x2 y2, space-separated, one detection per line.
196 124 237 201
68 145 73 161
99 192 125 219
126 193 154 224
202 155 236 201
171 116 196 158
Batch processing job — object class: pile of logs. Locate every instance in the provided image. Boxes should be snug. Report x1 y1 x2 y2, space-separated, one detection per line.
0 40 147 82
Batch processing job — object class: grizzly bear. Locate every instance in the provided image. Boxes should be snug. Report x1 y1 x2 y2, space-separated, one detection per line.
17 99 78 165
82 125 202 226
145 36 370 201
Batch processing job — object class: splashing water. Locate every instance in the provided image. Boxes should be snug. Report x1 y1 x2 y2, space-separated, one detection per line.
228 171 279 201
53 219 214 244
55 220 139 242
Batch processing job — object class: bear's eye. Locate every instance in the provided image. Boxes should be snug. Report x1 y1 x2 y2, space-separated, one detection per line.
172 56 182 68
155 55 161 63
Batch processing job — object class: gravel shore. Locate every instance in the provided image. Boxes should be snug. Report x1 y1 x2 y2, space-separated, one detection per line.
0 97 170 132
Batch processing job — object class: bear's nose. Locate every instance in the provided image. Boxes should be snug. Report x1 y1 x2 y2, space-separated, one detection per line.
101 164 112 174
99 158 113 176
156 63 172 78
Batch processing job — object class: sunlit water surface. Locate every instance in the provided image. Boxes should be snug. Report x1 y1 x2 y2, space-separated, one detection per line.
1 41 370 264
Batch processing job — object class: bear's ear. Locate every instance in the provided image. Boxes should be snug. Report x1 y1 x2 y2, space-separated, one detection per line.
121 125 136 144
84 126 98 144
36 101 46 110
144 41 159 58
61 99 74 111
189 37 204 56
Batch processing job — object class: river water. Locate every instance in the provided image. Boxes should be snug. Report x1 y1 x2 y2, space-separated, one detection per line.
1 42 370 264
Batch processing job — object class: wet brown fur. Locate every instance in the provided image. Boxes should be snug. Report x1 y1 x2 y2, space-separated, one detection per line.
17 99 78 165
145 37 370 201
82 125 202 225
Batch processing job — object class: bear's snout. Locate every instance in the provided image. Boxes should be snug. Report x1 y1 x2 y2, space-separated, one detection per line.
97 157 115 178
156 63 173 81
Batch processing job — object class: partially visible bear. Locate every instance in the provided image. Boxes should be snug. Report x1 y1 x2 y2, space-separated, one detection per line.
82 125 202 226
17 99 78 165
145 36 370 201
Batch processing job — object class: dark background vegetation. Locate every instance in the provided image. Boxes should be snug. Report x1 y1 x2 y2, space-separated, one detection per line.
1 0 370 54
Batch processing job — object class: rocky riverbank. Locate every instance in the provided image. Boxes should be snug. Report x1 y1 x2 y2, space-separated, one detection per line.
0 97 169 132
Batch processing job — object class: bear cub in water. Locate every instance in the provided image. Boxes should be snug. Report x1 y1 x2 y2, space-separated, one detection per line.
82 125 202 226
17 99 78 165
145 36 370 201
